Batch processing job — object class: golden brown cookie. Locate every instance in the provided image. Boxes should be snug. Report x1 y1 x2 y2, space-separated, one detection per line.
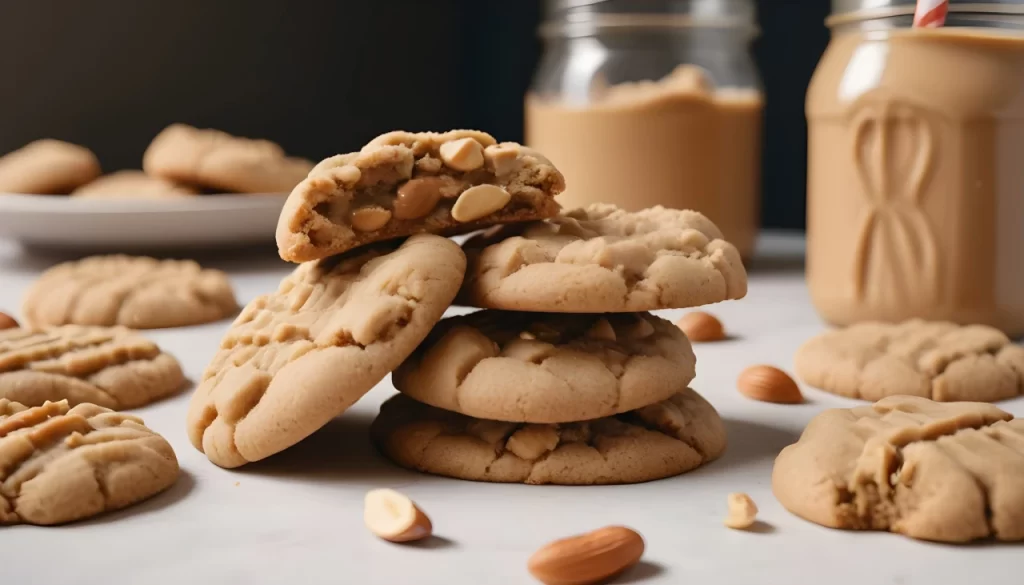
71 170 198 198
23 255 239 329
394 311 695 423
773 395 1024 543
794 320 1024 402
186 234 466 468
276 130 565 263
458 204 747 313
0 139 101 194
0 325 185 410
142 124 313 193
371 389 726 485
0 399 179 525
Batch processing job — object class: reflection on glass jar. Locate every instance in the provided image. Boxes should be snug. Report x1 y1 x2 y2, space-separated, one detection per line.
526 0 763 258
806 1 1024 336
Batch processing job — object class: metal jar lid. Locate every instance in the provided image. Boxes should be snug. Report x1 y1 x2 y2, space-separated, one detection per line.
831 0 1024 18
541 0 757 35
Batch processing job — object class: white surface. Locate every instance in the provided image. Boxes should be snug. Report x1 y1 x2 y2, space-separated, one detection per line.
0 193 287 251
0 232 1019 585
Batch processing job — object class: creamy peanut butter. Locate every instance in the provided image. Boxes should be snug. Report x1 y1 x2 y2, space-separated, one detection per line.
807 27 1024 336
526 65 763 258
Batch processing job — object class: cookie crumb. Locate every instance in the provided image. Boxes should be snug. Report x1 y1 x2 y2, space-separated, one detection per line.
234 481 240 487
724 492 758 530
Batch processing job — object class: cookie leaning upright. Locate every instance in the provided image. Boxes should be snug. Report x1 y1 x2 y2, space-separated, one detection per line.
276 130 565 263
143 123 314 193
186 234 465 468
458 204 747 312
0 399 179 525
23 255 239 329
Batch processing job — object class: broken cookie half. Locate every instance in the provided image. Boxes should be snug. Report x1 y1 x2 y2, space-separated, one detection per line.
772 395 1024 543
275 130 565 263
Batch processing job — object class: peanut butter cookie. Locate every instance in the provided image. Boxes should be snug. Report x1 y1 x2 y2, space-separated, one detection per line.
72 170 198 198
394 311 695 423
371 389 726 485
0 325 185 410
795 320 1024 402
458 204 747 313
24 255 239 329
186 234 465 468
143 124 313 193
773 395 1024 543
276 130 565 263
0 399 179 525
0 139 101 194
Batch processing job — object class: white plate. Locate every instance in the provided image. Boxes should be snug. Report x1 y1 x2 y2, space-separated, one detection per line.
0 193 287 251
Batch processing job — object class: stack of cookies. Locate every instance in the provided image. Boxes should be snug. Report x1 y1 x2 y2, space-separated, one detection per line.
185 129 749 488
372 205 747 485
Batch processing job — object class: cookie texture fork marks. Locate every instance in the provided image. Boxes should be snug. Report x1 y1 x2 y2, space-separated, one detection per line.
394 311 696 423
772 396 1024 543
142 123 314 193
0 325 184 409
795 320 1024 402
458 204 748 313
23 255 239 329
0 399 179 526
371 389 726 485
276 129 565 263
186 234 466 469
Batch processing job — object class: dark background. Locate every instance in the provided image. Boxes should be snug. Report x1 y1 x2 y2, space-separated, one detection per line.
0 0 829 229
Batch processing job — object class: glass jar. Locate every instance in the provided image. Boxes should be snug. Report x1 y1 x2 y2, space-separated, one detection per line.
526 0 763 258
806 0 1024 336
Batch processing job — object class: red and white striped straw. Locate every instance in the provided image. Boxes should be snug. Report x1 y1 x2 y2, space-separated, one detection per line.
914 0 949 27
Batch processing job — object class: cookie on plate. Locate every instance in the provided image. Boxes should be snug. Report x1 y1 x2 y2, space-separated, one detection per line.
371 389 726 485
186 234 465 468
142 123 314 193
0 399 179 525
23 255 239 329
0 325 185 409
794 320 1024 402
458 204 747 313
0 139 101 194
772 395 1024 543
394 311 695 423
276 130 565 263
72 170 198 198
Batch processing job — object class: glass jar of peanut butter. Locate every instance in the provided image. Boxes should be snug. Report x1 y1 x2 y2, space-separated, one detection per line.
526 0 764 258
807 0 1024 336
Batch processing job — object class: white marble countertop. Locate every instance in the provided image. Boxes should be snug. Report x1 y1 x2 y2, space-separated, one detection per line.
0 233 1019 585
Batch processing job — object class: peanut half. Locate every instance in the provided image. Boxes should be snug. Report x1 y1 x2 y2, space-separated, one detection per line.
676 311 725 342
528 525 644 585
363 488 433 543
394 177 445 220
439 138 485 171
451 184 511 223
737 365 804 404
724 492 759 530
0 311 18 330
350 206 392 232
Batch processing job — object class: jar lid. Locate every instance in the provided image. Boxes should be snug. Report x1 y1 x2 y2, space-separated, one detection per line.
545 0 755 21
832 0 1024 18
